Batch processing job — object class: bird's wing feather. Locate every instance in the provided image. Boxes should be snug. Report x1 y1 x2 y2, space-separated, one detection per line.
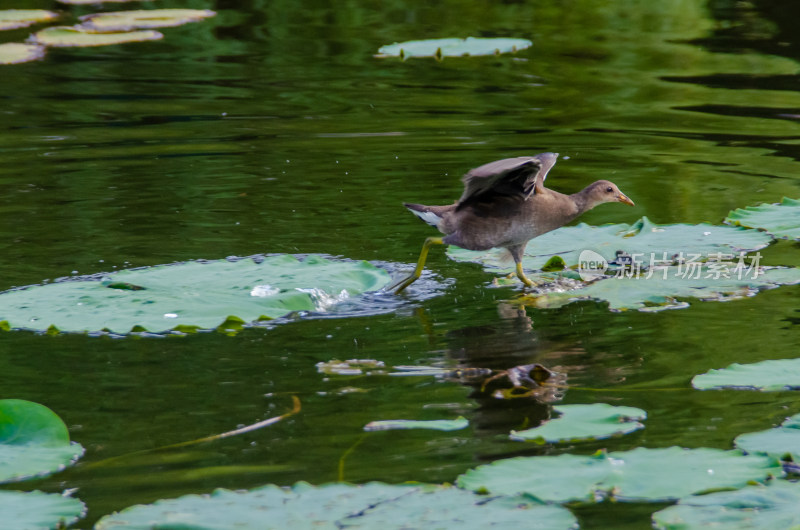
457 157 543 205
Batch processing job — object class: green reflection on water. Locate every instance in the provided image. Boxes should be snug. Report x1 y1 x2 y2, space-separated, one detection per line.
1 0 800 527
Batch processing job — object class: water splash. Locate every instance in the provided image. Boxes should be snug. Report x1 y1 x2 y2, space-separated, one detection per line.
250 284 280 297
295 287 350 312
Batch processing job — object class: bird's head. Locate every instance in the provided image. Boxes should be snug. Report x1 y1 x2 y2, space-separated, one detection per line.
583 180 635 208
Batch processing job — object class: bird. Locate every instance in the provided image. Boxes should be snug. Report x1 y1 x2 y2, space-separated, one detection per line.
389 152 634 294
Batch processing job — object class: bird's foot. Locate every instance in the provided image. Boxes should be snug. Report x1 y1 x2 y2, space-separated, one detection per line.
515 262 541 292
389 237 444 295
387 274 418 294
521 284 542 295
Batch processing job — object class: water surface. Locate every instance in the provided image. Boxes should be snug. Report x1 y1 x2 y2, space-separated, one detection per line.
2 0 800 527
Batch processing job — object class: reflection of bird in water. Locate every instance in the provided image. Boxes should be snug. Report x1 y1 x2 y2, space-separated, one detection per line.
431 304 563 437
404 302 638 438
391 152 634 293
443 306 566 399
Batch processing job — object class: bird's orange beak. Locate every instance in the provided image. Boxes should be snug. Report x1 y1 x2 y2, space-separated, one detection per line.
617 192 635 206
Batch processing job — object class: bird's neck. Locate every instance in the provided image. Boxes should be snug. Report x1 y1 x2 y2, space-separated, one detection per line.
539 188 581 226
569 187 597 215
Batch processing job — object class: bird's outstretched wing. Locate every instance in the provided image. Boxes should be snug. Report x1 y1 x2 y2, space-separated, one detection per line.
456 153 558 209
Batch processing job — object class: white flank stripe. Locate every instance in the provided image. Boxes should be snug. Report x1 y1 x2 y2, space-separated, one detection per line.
410 209 441 227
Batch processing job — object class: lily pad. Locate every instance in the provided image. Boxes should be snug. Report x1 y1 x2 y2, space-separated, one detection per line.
0 9 59 30
693 358 800 391
316 359 386 376
652 480 800 529
95 481 578 529
79 9 216 32
510 403 646 443
725 197 800 240
364 417 469 432
0 42 45 65
448 217 772 273
457 447 781 503
0 399 84 483
0 254 391 335
735 413 800 461
376 37 532 59
526 265 800 312
0 490 85 530
30 25 163 47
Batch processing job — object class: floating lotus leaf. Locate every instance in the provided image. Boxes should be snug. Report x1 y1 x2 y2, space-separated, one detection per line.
79 9 216 32
0 42 45 65
448 217 772 273
0 399 84 483
457 447 781 503
0 9 59 30
0 490 85 530
735 413 800 461
376 37 532 59
95 481 577 529
524 265 800 312
725 197 800 240
30 25 163 47
364 417 469 432
693 358 800 391
510 403 646 443
652 480 800 529
316 359 386 376
0 255 390 335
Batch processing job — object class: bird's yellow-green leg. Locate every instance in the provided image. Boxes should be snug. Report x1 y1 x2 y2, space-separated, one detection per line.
516 261 536 288
390 237 444 294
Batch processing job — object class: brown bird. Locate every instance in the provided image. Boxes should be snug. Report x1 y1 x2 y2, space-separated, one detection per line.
390 152 635 293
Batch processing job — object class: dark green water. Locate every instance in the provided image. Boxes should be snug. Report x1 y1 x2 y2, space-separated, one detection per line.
2 0 800 527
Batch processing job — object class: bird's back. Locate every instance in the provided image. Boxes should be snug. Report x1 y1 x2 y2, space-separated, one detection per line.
402 152 573 251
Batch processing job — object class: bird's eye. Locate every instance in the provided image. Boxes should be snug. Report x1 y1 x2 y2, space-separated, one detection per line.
605 186 613 193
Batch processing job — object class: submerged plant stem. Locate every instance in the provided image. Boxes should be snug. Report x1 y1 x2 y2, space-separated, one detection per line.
86 396 301 469
338 433 367 482
165 395 302 448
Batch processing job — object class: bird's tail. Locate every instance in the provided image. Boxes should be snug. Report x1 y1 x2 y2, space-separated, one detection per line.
404 203 451 228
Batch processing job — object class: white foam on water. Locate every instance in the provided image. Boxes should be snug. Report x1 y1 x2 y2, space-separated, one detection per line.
250 284 280 297
295 287 350 311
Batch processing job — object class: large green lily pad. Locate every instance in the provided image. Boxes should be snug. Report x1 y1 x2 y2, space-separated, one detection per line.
725 197 800 240
30 25 164 47
0 490 85 530
0 254 391 335
510 404 646 443
652 480 800 529
95 481 578 529
457 447 781 503
376 37 532 59
0 9 59 30
525 265 800 312
693 358 800 391
79 9 216 32
735 413 800 461
448 217 772 273
0 399 84 483
0 42 45 65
